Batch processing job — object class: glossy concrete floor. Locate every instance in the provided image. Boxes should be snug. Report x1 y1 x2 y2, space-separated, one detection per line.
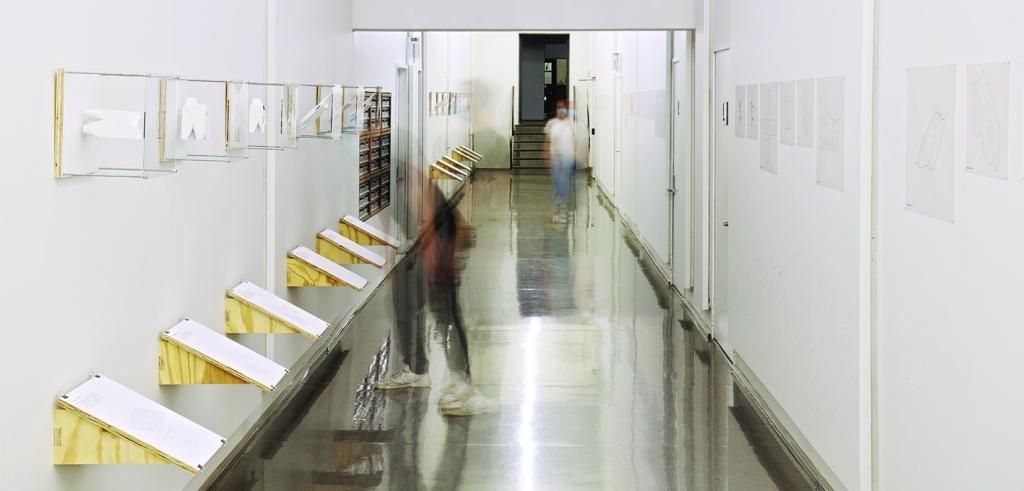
211 171 815 490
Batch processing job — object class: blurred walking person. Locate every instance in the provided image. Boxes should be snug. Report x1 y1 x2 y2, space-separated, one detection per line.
545 100 576 223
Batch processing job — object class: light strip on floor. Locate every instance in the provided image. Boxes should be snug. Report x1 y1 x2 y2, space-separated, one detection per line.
518 316 542 491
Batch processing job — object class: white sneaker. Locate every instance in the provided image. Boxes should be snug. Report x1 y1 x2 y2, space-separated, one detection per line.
437 382 474 409
440 389 498 416
374 367 430 389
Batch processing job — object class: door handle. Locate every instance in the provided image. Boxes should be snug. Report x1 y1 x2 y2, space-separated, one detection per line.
722 221 729 227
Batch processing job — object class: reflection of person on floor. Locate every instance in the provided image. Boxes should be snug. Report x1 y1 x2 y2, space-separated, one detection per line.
376 182 495 417
545 100 576 223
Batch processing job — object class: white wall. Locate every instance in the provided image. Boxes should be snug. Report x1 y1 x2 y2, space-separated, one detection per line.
728 0 871 488
352 0 699 31
876 1 1024 489
423 32 474 196
470 33 517 168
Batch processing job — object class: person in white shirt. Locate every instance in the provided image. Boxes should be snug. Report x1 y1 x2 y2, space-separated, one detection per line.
545 100 576 223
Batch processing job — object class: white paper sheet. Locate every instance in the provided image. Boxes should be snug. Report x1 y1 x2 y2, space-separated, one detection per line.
746 85 759 140
249 98 267 133
797 78 815 148
291 246 368 290
906 65 956 222
342 215 402 248
319 229 387 267
780 81 796 146
816 76 845 190
735 86 746 138
179 97 208 140
230 281 329 337
966 62 1009 179
60 375 224 472
760 83 779 173
81 109 144 139
165 319 287 390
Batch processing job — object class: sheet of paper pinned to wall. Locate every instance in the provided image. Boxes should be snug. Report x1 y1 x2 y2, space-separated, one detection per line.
231 281 329 337
291 246 369 290
965 62 1009 179
735 86 746 138
906 65 957 222
760 83 779 174
797 78 815 148
60 375 224 472
816 76 845 190
780 81 796 146
165 319 287 390
746 85 759 140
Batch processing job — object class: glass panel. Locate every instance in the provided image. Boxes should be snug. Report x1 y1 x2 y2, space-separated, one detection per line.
56 70 177 179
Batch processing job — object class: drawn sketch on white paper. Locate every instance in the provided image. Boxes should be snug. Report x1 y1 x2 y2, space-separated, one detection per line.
816 76 845 190
797 78 815 148
735 86 746 138
179 97 208 140
746 85 759 141
760 83 779 173
780 81 796 146
81 109 144 139
965 62 1008 179
906 65 956 222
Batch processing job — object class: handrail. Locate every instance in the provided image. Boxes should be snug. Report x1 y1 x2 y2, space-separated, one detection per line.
509 85 515 169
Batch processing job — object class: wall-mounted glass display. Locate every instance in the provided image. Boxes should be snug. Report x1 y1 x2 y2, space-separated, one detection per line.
54 69 178 179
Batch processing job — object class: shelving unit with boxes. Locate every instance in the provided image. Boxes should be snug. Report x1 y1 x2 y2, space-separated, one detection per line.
358 90 392 221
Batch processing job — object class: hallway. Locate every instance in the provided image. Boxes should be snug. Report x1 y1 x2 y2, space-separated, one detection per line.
210 171 814 490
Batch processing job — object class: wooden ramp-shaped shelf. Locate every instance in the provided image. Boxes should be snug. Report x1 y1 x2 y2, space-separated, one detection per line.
54 374 225 474
226 281 329 339
159 319 287 391
455 145 483 162
339 215 401 249
431 161 463 181
287 246 368 290
317 229 387 268
440 155 473 174
437 158 470 178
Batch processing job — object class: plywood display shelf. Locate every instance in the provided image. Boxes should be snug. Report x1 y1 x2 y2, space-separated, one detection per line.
287 246 368 290
453 146 482 163
317 229 387 268
54 374 224 474
158 319 287 392
225 281 330 339
339 215 401 249
431 161 463 181
440 155 472 175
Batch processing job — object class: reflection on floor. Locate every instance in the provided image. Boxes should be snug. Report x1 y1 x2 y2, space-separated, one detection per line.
210 170 814 490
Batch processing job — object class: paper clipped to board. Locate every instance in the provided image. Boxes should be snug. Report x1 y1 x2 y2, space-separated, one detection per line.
60 374 225 472
320 229 387 267
291 246 368 290
165 319 287 390
230 281 329 338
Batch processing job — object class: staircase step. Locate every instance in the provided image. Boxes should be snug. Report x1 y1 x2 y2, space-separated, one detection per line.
515 134 545 143
514 150 546 159
514 142 544 151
